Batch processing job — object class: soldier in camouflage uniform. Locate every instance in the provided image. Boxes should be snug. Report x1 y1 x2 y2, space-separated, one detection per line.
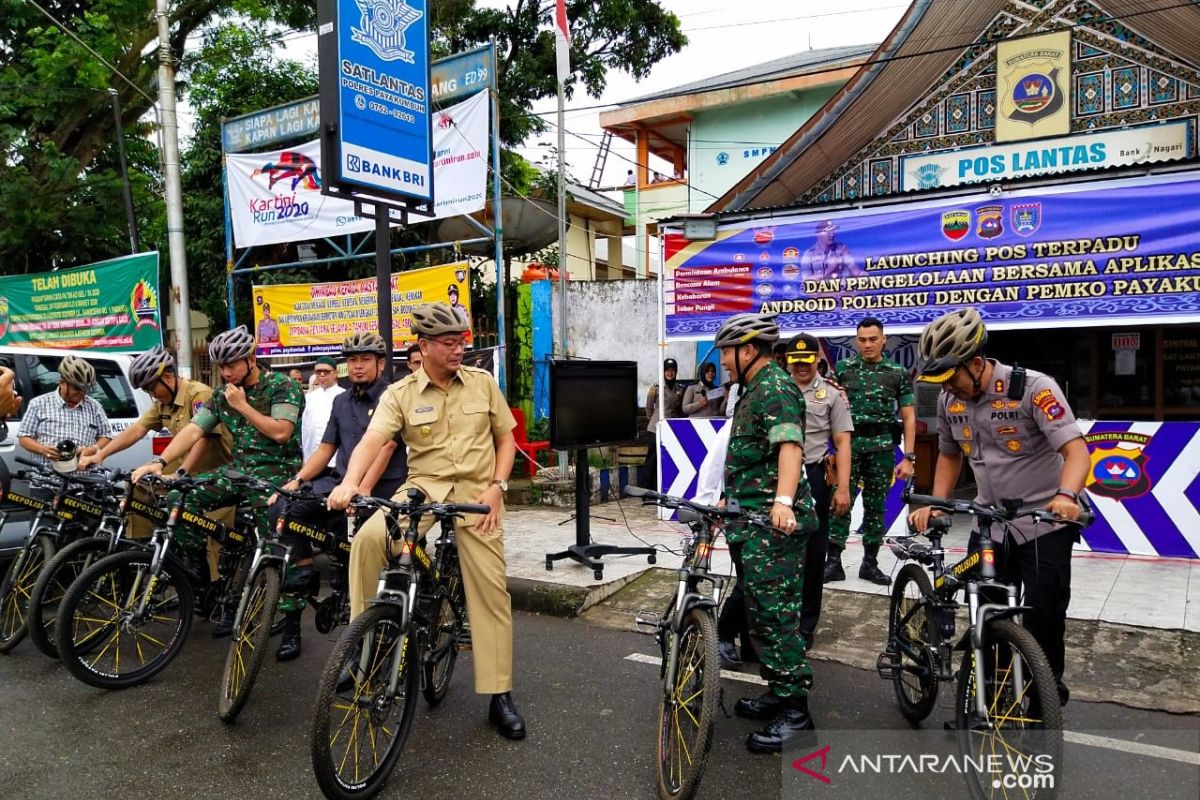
133 326 304 636
826 317 916 585
716 313 820 754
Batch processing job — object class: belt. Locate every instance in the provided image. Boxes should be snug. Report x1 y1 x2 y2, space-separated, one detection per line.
854 421 895 437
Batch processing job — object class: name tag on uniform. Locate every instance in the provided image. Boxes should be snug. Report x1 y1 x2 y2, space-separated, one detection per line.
415 405 433 413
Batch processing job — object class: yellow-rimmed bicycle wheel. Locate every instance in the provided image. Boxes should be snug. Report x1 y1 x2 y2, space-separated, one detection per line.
656 608 720 800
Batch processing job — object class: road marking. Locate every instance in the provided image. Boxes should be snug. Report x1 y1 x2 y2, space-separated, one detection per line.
1063 731 1200 766
625 652 767 686
627 655 1199 766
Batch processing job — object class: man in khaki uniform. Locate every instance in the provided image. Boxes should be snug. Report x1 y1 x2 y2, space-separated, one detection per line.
329 303 523 740
81 346 233 567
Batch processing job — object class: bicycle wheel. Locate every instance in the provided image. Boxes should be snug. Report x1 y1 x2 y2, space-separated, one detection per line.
0 533 56 653
311 603 419 800
421 589 461 707
955 619 1063 800
28 536 114 658
887 563 940 722
218 564 281 723
56 549 194 689
656 607 720 800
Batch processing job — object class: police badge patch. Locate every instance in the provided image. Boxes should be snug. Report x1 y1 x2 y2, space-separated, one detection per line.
975 205 1004 239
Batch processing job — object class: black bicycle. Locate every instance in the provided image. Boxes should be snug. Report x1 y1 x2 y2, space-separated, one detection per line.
626 486 775 800
54 473 258 689
216 470 354 723
876 482 1092 799
310 489 483 800
0 457 122 654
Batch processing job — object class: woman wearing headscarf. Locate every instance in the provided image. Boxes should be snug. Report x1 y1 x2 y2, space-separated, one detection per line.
683 362 726 417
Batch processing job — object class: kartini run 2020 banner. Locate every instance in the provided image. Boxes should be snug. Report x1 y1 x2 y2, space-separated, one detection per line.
251 262 471 356
664 175 1200 339
226 89 488 249
0 252 162 351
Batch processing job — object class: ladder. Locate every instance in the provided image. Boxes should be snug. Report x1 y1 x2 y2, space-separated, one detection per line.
588 130 612 189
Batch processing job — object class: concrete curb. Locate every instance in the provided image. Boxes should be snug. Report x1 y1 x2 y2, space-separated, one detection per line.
508 569 648 618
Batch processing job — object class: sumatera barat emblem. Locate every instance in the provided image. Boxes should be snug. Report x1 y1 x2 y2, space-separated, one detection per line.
351 0 424 64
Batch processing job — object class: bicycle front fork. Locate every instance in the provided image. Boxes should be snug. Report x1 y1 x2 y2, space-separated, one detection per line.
967 583 1027 722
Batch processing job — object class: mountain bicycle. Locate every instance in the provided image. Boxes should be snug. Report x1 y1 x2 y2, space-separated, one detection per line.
0 457 120 653
26 470 136 658
310 489 484 800
876 481 1093 800
216 470 354 723
54 473 258 689
626 485 775 800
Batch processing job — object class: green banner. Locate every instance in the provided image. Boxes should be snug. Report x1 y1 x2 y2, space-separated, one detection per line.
0 252 162 351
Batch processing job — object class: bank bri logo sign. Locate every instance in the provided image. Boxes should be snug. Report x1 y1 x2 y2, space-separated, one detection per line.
321 0 433 206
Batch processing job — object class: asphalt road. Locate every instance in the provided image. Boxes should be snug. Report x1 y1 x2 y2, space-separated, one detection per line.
0 612 1196 799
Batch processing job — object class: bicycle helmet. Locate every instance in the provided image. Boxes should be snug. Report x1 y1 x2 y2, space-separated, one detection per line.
916 308 988 383
52 440 79 473
411 302 469 337
58 355 96 390
129 345 176 389
208 325 256 365
713 313 780 348
342 331 387 356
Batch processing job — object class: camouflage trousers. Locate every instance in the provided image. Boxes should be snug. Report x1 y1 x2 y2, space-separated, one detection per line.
742 529 813 700
829 447 895 548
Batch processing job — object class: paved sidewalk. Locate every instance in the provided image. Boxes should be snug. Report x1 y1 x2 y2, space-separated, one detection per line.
502 500 1200 714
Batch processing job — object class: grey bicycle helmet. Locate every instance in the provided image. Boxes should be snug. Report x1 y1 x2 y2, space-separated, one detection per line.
59 355 96 390
916 308 988 383
129 345 176 389
208 325 256 365
714 313 780 348
342 331 387 356
411 302 469 337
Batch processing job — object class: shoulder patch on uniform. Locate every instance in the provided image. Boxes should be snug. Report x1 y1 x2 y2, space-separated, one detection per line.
192 399 204 415
1033 389 1065 420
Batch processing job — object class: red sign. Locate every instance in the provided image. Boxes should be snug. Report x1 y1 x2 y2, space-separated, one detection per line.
1112 332 1140 350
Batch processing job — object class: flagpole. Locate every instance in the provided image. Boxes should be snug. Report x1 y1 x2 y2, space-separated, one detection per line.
555 0 570 476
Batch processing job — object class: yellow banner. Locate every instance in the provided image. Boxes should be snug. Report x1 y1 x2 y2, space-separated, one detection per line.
996 30 1071 143
251 262 471 356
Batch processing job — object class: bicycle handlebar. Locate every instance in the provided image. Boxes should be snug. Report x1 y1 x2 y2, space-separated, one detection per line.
349 493 491 519
624 485 780 533
903 480 1095 529
221 469 317 501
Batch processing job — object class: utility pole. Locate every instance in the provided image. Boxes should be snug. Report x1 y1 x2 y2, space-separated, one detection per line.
108 89 140 254
156 0 192 376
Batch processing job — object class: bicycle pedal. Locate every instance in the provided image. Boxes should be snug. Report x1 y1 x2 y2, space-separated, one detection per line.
454 629 472 652
633 610 661 635
875 650 900 679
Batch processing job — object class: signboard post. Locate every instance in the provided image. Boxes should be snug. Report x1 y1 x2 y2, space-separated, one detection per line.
318 0 434 379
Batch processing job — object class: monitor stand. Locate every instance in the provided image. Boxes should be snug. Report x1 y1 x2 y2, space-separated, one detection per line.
544 448 657 580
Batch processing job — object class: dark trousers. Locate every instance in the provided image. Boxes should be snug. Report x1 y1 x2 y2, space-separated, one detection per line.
642 432 658 490
968 527 1074 681
717 541 753 655
798 462 831 643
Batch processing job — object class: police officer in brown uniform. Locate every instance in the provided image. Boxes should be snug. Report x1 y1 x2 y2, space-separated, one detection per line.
785 334 853 646
328 303 525 740
908 308 1088 706
643 358 686 488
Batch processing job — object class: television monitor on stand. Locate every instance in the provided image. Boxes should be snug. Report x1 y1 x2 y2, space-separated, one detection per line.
545 360 656 579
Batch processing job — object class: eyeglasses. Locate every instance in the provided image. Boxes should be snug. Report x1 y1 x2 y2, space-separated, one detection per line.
314 369 335 376
430 337 467 350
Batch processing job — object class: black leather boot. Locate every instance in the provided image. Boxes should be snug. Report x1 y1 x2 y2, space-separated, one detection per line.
858 544 891 585
282 565 320 595
211 604 235 639
488 692 526 740
823 544 845 583
746 696 817 753
735 691 783 720
276 610 302 662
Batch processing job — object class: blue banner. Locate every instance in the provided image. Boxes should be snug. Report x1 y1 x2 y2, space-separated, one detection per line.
333 0 432 203
665 175 1200 338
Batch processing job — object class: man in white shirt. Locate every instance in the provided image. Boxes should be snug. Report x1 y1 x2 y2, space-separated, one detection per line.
300 356 344 460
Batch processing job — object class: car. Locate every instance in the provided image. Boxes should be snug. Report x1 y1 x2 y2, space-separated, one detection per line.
0 347 156 560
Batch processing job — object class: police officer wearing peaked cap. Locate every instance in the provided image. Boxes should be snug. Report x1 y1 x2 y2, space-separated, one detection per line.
908 308 1088 708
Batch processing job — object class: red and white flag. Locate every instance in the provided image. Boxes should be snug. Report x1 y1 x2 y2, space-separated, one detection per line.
555 0 570 82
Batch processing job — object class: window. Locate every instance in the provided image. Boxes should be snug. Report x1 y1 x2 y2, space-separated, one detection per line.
22 355 138 419
1162 326 1200 415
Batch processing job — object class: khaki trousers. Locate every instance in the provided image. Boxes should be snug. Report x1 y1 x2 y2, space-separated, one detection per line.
126 485 234 582
349 486 513 695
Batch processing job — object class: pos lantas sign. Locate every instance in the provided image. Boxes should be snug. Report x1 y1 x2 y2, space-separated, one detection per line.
317 0 433 211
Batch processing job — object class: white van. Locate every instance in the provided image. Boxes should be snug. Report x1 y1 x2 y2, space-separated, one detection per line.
1 347 155 558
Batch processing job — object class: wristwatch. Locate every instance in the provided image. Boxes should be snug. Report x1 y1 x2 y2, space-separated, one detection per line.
151 456 167 468
773 495 794 507
492 479 509 492
1055 488 1079 502
904 452 917 463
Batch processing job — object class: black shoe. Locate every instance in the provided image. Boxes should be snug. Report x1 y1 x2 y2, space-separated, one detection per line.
858 557 891 586
335 644 362 692
488 692 526 740
282 566 320 595
212 606 235 639
718 641 742 669
735 691 783 721
276 611 302 662
823 552 845 583
746 700 816 753
1056 678 1070 707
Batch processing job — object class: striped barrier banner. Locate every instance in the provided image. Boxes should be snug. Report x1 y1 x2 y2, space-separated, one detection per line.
658 418 1200 559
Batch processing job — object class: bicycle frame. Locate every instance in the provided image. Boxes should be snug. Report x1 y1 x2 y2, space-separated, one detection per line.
657 513 726 703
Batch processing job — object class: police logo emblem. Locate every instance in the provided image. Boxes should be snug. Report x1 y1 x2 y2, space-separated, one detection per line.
962 442 973 456
351 0 424 64
962 426 972 440
814 388 827 401
975 205 1004 239
991 400 1006 410
1011 202 1042 237
1006 439 1022 453
941 210 970 242
948 400 966 414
